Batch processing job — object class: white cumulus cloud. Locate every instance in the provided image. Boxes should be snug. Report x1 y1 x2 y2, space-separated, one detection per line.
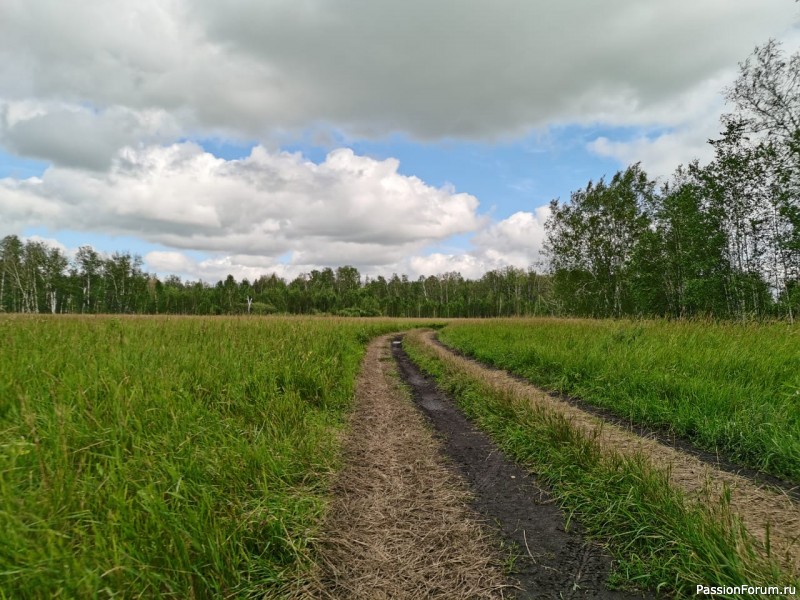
2 143 481 268
139 205 552 282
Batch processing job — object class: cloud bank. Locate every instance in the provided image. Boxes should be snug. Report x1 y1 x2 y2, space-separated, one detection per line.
1 1 795 166
3 141 553 280
2 142 481 255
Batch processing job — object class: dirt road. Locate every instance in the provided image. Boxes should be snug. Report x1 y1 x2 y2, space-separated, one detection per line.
293 335 508 599
392 337 651 599
296 334 653 598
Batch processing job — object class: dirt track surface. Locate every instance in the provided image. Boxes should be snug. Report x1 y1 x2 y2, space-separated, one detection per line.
393 338 650 599
411 330 800 577
293 335 508 599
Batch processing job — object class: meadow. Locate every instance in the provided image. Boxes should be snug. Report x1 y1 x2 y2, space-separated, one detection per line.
438 318 800 482
2 315 798 599
0 315 415 598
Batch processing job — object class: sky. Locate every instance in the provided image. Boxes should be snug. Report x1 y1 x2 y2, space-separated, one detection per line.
1 0 799 283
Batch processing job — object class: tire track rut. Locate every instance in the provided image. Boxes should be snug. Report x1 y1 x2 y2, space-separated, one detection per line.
292 335 508 599
410 329 800 578
393 336 651 599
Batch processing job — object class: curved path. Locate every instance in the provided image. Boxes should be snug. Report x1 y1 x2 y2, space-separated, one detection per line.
410 329 800 578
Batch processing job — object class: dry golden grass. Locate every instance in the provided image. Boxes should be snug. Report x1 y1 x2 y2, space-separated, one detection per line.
290 335 510 599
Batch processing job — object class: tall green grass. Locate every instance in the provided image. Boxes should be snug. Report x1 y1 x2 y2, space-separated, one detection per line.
404 331 796 598
439 319 800 481
0 315 410 598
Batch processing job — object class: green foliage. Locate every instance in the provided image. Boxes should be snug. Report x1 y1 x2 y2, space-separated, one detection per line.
544 39 800 321
546 164 654 317
0 241 555 319
632 168 732 317
0 315 410 598
439 319 800 482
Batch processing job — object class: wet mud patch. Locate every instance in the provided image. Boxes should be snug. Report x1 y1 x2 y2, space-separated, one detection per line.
393 336 651 599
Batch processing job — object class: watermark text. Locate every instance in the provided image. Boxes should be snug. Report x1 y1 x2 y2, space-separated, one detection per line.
697 584 796 597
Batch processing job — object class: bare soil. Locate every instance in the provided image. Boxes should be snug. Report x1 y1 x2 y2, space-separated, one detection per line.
393 337 652 599
410 329 800 577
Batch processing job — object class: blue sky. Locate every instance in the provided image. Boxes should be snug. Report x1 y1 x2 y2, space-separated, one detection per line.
221 126 625 212
1 1 797 281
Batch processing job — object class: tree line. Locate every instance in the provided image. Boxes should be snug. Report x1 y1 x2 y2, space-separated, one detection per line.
0 239 553 318
546 40 800 320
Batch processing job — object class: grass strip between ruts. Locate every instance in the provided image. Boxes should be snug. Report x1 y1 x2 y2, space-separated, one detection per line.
403 330 797 599
438 319 800 482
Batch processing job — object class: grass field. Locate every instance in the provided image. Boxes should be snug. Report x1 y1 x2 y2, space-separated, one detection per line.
0 315 417 598
2 315 798 598
438 318 800 482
